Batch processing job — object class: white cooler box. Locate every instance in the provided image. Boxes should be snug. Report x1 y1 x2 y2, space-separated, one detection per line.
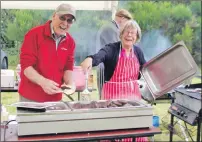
1 69 15 88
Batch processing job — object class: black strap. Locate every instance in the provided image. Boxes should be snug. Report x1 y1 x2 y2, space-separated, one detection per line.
112 20 119 29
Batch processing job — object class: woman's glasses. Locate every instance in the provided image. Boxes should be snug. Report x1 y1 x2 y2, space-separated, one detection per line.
124 30 138 36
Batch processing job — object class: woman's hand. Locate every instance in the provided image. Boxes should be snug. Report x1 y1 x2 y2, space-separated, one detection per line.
80 57 93 73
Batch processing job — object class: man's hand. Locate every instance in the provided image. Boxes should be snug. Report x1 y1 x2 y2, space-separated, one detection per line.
39 78 63 95
80 57 93 73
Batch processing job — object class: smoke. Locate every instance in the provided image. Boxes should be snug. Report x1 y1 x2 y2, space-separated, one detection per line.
69 10 112 65
139 29 172 61
70 27 98 65
69 11 172 65
70 26 98 66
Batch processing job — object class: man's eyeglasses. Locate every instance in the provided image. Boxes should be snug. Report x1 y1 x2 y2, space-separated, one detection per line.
59 15 74 24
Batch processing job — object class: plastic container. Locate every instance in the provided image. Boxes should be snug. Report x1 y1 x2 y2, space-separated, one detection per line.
1 105 9 122
88 74 94 90
153 115 160 127
80 91 91 101
16 64 21 82
14 64 21 89
73 66 85 91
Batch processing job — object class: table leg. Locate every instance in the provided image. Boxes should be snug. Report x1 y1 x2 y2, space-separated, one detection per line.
78 92 80 101
150 136 154 142
197 117 201 142
169 96 175 142
201 118 202 142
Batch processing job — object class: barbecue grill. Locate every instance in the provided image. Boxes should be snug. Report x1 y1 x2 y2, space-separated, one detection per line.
15 100 153 136
15 41 199 137
168 82 202 141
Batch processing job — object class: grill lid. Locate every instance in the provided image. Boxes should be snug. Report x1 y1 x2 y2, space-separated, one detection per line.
175 87 201 100
141 41 198 102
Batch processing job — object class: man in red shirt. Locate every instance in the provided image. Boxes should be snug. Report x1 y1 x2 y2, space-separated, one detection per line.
19 3 76 102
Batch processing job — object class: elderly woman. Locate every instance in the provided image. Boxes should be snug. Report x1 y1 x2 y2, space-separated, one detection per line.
81 20 147 141
81 20 146 100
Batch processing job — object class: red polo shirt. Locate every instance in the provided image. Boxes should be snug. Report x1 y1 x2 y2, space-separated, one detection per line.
18 20 75 102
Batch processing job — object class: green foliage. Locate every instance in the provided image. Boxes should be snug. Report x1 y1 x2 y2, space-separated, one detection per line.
127 1 168 32
171 4 192 22
190 1 201 16
3 9 52 65
173 24 193 52
192 16 201 68
121 1 201 68
1 10 15 46
5 10 51 42
2 1 201 68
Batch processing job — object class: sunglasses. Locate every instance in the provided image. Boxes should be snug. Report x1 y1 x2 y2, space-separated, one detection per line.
59 15 74 24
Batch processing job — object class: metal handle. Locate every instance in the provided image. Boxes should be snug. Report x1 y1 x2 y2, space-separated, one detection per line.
85 71 88 89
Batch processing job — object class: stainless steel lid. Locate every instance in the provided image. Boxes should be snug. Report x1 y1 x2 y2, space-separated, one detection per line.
141 41 198 102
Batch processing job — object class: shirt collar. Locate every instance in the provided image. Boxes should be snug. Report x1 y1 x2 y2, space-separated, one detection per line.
120 43 134 58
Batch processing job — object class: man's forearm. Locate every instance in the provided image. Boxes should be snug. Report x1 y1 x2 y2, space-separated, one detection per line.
63 70 74 85
24 66 45 86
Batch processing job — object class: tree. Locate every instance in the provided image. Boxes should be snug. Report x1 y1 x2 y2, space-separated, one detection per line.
173 24 193 52
0 9 16 48
192 16 201 68
189 1 201 68
190 1 201 16
4 9 51 65
170 4 192 33
120 1 201 68
5 10 51 42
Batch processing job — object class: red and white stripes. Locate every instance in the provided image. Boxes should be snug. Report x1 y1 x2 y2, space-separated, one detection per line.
101 47 147 142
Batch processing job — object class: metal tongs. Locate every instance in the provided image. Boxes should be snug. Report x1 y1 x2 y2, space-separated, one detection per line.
61 85 75 101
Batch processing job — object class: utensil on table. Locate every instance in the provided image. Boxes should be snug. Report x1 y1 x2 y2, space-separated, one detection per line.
80 71 91 101
61 85 76 101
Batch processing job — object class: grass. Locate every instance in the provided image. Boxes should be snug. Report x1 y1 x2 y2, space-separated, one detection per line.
192 77 201 84
1 67 201 141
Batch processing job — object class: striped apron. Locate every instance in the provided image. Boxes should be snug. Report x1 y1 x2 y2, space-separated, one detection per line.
101 45 148 142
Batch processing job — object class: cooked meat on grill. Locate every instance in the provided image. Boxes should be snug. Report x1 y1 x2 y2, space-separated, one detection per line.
117 100 128 105
72 102 96 109
109 102 118 107
70 100 134 109
111 101 123 106
95 100 110 108
72 103 82 109
90 101 99 108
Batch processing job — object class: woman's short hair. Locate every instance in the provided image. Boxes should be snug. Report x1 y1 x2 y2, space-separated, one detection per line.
115 9 133 20
119 20 142 43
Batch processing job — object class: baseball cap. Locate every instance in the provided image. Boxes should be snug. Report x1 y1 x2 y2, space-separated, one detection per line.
55 4 76 20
